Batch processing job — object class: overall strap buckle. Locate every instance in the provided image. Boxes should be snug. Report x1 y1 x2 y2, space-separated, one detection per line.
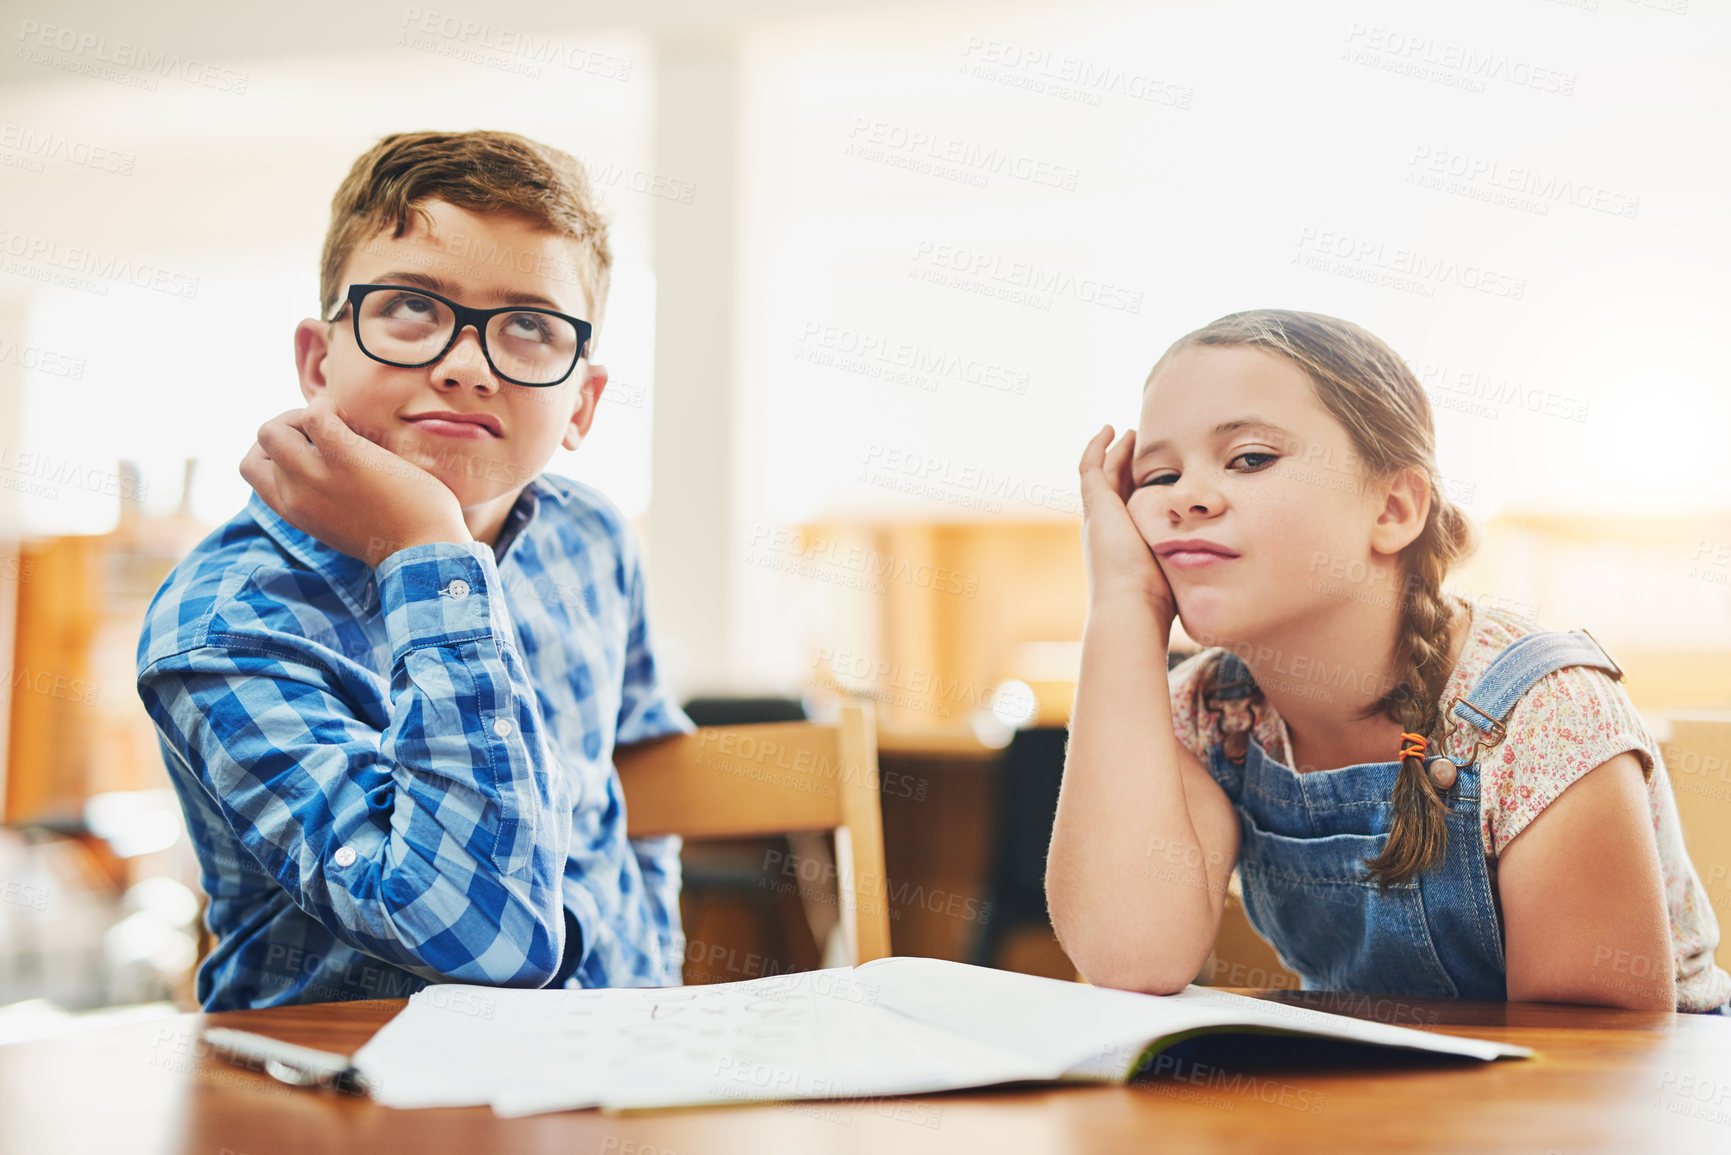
1442 628 1622 769
1203 653 1261 763
1444 695 1509 768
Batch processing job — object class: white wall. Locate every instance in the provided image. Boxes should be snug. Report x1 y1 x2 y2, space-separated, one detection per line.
721 0 1731 688
2 0 1727 699
1 29 658 532
738 0 1730 527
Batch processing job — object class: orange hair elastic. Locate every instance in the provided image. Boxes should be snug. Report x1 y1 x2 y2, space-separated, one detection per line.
1398 732 1428 761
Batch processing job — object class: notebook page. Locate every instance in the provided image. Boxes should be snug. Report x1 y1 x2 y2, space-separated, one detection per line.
355 967 1053 1115
856 957 1532 1078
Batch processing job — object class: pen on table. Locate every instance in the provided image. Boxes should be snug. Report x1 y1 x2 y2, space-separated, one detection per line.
202 1027 371 1096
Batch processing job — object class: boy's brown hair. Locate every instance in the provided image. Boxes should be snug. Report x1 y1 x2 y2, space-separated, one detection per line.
319 130 611 330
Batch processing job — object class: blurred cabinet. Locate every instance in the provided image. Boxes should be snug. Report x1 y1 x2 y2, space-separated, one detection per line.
4 463 207 826
799 519 1087 739
1454 514 1731 713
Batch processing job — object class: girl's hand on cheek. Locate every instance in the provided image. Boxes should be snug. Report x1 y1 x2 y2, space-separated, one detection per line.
1078 425 1177 626
240 395 473 569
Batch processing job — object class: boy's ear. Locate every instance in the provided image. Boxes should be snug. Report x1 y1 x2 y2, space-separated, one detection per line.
1369 466 1432 558
561 363 609 451
294 318 335 404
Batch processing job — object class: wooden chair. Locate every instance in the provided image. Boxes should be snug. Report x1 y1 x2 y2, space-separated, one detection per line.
1660 714 1731 976
615 700 892 965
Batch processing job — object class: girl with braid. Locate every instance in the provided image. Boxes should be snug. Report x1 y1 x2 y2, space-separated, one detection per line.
1046 309 1730 1011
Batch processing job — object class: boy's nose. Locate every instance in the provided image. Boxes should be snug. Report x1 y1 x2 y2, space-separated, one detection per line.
434 327 499 392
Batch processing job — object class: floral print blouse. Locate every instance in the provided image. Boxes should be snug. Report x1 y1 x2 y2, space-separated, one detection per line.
1167 599 1731 1012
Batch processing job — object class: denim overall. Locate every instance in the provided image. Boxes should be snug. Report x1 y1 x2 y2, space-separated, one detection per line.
1202 629 1623 999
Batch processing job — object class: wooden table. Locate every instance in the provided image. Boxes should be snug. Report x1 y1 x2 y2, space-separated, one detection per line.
3 989 1729 1154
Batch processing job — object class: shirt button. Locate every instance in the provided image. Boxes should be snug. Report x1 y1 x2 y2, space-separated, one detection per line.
334 846 357 867
493 718 513 738
443 578 471 600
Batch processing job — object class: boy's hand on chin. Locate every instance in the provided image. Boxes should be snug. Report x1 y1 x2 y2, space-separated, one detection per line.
1078 425 1177 626
241 395 473 569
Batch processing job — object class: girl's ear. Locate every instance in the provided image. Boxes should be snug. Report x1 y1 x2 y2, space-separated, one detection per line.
1369 466 1432 558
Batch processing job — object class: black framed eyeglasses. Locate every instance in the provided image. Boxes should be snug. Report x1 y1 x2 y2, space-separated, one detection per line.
330 283 592 387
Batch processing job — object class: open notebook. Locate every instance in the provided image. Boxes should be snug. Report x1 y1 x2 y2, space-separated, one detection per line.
350 957 1532 1116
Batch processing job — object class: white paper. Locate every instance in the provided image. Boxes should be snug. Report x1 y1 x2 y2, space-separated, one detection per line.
355 965 1049 1115
857 958 1532 1078
352 957 1530 1116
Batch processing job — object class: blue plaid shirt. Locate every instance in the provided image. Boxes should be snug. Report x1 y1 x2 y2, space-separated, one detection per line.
136 472 691 1011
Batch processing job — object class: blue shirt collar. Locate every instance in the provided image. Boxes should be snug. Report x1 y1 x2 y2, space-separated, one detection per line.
245 473 569 616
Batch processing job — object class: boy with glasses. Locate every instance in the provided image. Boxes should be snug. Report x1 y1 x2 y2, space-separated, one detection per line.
136 131 691 1011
